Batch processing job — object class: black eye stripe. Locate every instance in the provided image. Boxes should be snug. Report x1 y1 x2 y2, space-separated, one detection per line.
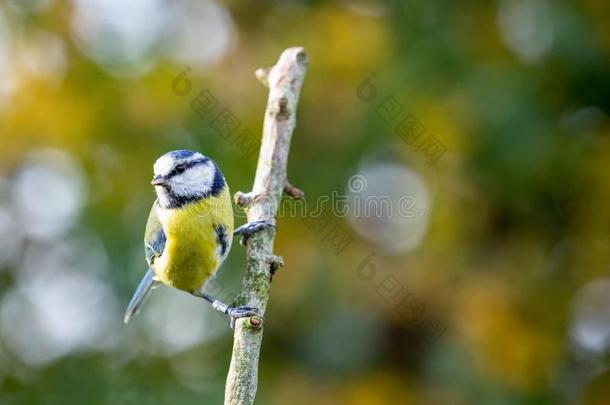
167 158 208 178
157 159 225 209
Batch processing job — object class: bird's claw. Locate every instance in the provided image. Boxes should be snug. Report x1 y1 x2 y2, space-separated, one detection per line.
227 306 263 329
234 220 275 246
227 305 260 318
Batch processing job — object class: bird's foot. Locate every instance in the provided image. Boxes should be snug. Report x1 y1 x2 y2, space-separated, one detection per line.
212 300 262 329
227 306 262 329
200 294 262 329
234 220 275 246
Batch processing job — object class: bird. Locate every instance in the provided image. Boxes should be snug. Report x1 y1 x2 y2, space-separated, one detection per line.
124 149 271 325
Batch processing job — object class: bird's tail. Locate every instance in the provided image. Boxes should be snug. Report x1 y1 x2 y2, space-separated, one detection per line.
124 268 156 324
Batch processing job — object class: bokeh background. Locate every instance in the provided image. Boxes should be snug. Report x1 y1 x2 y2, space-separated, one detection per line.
1 0 610 404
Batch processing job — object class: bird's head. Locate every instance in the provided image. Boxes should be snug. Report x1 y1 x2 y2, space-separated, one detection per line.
151 150 225 209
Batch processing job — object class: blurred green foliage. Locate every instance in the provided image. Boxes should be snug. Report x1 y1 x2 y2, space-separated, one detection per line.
1 0 610 404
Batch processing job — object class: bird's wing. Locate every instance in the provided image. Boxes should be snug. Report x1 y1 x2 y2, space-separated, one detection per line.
124 201 165 323
144 200 166 266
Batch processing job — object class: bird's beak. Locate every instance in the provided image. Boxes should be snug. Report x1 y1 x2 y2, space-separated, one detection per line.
151 175 168 186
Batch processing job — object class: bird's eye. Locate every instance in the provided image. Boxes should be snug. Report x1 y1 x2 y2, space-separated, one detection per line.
175 164 186 174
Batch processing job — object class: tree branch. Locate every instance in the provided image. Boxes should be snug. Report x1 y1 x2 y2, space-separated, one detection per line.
224 47 308 405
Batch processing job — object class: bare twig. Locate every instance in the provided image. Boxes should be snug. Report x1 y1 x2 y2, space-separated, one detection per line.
224 47 308 405
283 181 305 199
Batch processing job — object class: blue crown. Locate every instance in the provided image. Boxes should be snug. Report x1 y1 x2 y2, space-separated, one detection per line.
168 150 197 160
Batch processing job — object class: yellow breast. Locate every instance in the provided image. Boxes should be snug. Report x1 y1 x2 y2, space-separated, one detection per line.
153 187 234 293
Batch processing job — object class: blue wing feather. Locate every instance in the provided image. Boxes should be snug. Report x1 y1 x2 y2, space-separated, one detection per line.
144 201 166 266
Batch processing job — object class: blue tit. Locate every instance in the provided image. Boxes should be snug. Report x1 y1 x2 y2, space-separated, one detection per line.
124 150 270 325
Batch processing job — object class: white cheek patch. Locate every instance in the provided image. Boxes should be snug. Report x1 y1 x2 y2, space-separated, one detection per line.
153 155 175 176
170 163 215 197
